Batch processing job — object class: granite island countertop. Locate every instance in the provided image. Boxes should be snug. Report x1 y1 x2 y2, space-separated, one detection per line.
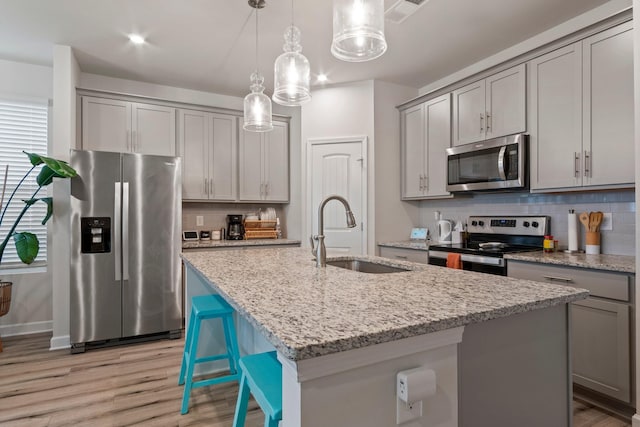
182 238 301 250
181 248 588 361
505 251 635 273
377 240 429 251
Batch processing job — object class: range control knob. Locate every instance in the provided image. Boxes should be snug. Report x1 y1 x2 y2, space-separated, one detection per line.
523 221 530 227
471 220 478 226
531 221 539 228
478 221 485 227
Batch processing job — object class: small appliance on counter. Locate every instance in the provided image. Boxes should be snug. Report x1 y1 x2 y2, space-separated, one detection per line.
199 230 211 241
436 219 453 243
183 231 199 241
410 227 428 241
227 214 244 240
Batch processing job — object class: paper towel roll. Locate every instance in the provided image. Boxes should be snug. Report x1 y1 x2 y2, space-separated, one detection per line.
568 212 578 252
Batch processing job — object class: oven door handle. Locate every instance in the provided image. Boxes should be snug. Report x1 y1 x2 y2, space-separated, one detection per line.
497 145 507 181
428 250 505 267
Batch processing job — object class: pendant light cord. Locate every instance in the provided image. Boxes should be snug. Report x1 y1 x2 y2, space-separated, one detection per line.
255 8 259 74
291 0 294 27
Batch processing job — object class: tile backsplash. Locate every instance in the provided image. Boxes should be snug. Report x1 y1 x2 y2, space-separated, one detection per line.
183 203 287 236
418 190 635 256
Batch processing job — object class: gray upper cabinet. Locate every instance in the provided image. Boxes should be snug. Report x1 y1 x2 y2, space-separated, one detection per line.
401 94 452 200
179 109 237 201
529 43 583 190
82 96 176 156
239 121 289 202
529 21 634 191
582 22 634 187
452 64 525 146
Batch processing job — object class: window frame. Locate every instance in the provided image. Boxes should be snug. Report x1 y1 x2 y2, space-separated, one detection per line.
0 94 51 272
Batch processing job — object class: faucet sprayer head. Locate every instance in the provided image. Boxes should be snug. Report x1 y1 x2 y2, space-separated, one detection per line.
346 210 357 228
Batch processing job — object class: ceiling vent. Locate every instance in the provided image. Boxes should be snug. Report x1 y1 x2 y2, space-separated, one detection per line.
385 0 429 24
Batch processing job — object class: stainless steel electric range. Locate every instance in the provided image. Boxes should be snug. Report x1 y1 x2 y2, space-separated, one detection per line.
428 215 550 276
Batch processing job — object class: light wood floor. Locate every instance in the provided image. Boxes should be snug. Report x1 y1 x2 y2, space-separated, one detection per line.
0 333 633 427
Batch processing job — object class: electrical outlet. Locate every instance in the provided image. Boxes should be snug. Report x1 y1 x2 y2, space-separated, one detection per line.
196 216 204 227
397 399 422 424
600 213 612 231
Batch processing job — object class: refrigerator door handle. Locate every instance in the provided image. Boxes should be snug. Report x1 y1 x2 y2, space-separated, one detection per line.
122 182 130 281
114 182 122 281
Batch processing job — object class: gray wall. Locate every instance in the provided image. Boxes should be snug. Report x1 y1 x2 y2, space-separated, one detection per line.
417 190 635 256
373 81 420 250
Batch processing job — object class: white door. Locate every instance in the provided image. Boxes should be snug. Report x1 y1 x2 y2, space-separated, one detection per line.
309 138 365 255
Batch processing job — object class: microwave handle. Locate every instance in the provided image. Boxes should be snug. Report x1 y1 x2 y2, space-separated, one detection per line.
497 145 507 180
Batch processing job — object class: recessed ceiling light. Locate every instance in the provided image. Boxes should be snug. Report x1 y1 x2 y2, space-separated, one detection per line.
128 34 145 45
317 74 328 83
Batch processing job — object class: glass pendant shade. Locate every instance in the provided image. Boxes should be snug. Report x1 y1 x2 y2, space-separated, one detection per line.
243 72 273 132
273 26 311 106
331 0 387 62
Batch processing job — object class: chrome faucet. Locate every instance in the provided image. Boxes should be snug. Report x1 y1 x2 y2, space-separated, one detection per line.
310 195 357 267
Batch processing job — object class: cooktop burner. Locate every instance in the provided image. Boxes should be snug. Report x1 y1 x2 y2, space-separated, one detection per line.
428 242 542 257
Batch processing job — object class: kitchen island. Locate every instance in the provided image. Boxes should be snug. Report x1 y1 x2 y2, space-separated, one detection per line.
182 248 588 427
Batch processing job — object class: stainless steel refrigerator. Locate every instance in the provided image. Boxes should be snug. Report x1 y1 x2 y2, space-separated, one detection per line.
70 150 182 352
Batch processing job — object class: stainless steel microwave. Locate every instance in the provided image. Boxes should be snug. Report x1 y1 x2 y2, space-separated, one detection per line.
446 133 527 192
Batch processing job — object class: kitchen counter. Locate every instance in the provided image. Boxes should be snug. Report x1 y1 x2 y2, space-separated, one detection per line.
505 251 635 273
182 238 301 250
181 247 587 361
377 240 429 251
182 247 587 427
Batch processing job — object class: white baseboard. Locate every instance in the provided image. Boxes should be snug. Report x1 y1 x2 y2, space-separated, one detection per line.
49 334 70 351
632 414 640 427
0 320 52 337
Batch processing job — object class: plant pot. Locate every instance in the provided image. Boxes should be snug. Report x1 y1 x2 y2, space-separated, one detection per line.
0 281 11 352
0 281 11 317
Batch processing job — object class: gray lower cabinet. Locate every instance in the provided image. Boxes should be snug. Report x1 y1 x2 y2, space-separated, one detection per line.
378 246 428 264
507 260 633 403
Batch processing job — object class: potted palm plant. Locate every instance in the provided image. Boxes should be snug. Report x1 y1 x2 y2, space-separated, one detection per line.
0 152 77 349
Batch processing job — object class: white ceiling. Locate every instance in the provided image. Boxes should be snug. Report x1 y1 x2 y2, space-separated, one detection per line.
0 0 612 97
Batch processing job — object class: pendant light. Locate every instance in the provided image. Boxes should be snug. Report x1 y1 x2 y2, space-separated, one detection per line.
272 0 311 106
243 0 273 132
331 0 387 62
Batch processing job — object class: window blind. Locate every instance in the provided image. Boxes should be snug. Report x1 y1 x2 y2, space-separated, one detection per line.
0 98 48 266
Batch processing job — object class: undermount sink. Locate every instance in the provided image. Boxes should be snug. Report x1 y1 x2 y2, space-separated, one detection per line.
326 259 411 274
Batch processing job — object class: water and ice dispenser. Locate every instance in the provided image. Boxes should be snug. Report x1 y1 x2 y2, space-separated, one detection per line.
80 217 111 253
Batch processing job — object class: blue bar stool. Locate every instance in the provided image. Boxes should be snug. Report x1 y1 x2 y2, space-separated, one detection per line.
233 351 283 427
179 294 241 415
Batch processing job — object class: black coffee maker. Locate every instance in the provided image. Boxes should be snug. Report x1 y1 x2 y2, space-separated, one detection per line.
226 214 244 240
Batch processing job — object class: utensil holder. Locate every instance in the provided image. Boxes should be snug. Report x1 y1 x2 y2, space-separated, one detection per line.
585 232 600 255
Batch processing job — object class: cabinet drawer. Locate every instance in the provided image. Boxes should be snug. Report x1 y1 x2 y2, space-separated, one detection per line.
379 246 428 264
507 261 630 301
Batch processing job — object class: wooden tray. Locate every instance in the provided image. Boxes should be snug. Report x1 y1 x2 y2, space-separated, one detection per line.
244 229 278 239
244 219 276 229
